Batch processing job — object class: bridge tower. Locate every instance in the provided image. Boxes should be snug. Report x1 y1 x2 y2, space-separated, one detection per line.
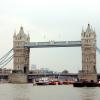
13 26 30 74
79 24 97 82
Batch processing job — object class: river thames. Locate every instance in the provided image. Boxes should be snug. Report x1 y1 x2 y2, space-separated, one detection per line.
0 84 100 100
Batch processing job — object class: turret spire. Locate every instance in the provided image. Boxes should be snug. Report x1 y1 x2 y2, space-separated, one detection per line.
27 32 30 41
81 27 84 33
13 31 16 39
86 24 91 33
19 26 24 35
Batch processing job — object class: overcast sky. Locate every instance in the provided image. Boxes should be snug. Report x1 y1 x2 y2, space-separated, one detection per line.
0 0 100 73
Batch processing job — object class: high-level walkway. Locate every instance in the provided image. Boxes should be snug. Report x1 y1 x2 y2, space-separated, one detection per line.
24 41 81 48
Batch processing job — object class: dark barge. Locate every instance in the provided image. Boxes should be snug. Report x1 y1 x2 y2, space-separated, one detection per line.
73 82 97 87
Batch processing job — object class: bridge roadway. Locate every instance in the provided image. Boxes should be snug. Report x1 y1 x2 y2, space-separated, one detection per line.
1 73 100 81
28 73 78 80
0 73 78 78
24 41 81 48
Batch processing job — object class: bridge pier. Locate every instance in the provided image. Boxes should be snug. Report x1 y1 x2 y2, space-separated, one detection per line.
9 72 27 83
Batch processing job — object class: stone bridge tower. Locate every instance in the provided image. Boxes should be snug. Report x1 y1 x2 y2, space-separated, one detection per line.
79 24 97 82
13 26 30 74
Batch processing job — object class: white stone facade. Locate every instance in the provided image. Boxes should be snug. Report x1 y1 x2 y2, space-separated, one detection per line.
13 27 30 73
80 24 97 82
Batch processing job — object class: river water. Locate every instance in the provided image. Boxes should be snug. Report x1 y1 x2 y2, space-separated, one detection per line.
0 84 100 100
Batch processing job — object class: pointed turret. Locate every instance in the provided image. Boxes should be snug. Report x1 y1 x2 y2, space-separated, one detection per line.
86 24 91 33
81 27 84 36
81 27 84 34
16 26 29 40
13 31 16 37
93 28 96 38
81 27 85 38
27 33 30 41
19 26 24 35
13 31 16 40
93 28 96 33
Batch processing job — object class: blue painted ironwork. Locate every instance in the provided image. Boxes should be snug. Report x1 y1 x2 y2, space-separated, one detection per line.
24 41 82 48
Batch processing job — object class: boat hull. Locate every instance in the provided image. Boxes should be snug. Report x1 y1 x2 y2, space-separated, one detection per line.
73 82 97 87
36 82 48 85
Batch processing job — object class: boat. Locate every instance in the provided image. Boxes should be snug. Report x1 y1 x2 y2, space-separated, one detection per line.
48 81 63 85
96 81 100 87
63 80 75 85
35 77 49 85
73 81 97 87
36 81 48 85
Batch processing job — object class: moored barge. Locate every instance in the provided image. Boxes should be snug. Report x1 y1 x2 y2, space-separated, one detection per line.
73 81 97 87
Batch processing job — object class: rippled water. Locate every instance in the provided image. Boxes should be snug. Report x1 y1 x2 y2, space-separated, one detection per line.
0 84 100 100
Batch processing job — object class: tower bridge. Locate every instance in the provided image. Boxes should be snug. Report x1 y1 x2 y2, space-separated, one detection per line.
0 24 99 83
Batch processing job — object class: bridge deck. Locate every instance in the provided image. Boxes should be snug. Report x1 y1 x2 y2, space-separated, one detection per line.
24 41 81 48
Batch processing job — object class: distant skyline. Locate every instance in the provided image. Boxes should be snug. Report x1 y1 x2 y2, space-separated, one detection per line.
0 0 100 73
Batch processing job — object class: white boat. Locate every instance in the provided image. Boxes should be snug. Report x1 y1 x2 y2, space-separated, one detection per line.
34 77 49 85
